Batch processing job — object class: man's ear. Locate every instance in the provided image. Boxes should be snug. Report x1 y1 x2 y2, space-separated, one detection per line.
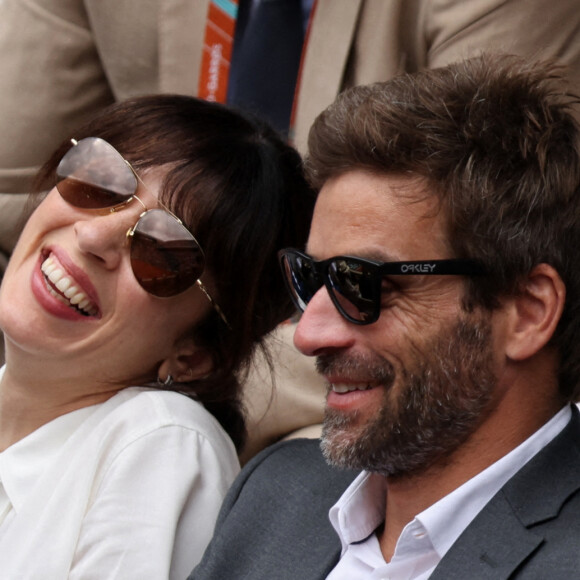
503 263 565 361
157 337 214 384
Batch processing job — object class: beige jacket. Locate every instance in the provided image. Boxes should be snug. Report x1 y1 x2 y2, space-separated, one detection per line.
2 0 580 195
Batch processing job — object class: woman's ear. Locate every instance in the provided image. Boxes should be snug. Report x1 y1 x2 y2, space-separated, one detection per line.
503 263 565 361
157 337 214 385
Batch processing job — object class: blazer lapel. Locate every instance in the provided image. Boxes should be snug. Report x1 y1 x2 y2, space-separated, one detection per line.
292 0 362 152
302 532 342 580
276 462 355 580
159 0 209 94
429 493 543 580
432 406 580 579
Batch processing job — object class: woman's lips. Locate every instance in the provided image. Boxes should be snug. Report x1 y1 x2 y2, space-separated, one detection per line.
40 253 99 317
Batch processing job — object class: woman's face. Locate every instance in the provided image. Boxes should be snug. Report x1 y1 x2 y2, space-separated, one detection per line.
0 169 213 385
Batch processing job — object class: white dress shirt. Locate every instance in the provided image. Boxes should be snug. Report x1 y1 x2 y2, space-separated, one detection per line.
0 367 240 580
327 405 572 580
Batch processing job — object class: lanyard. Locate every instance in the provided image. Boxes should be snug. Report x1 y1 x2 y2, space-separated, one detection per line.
198 0 317 138
198 0 240 103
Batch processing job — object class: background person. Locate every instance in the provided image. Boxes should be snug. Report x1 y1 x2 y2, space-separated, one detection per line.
189 54 580 579
0 94 314 579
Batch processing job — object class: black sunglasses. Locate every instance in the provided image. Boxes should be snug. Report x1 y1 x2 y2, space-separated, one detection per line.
56 137 229 325
279 248 485 325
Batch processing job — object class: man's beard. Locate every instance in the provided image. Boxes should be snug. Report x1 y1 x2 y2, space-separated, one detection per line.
318 313 497 479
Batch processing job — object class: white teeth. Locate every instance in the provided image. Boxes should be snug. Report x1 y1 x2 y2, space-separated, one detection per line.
69 293 84 305
331 383 373 393
56 277 71 293
64 285 79 299
43 262 56 275
40 254 98 317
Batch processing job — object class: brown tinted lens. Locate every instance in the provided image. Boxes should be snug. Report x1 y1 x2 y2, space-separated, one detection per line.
130 209 205 297
56 178 134 209
56 137 137 209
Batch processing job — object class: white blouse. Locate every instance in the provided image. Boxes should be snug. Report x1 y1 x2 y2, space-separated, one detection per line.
0 373 240 580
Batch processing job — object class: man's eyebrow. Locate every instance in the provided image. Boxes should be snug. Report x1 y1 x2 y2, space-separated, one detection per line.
304 248 403 263
363 251 402 263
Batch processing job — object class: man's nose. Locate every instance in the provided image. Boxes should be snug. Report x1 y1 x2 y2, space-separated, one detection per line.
293 286 357 357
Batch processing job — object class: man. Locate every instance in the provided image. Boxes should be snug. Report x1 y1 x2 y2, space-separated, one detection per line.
189 54 580 578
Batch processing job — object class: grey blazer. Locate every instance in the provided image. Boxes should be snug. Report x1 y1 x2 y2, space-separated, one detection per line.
190 405 580 579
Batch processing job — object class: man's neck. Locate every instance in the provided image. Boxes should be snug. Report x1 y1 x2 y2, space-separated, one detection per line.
377 392 565 562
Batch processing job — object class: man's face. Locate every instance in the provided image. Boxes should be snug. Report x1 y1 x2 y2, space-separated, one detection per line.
293 170 499 478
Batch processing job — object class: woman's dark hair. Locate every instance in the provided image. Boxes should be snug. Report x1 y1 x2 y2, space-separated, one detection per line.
34 95 315 451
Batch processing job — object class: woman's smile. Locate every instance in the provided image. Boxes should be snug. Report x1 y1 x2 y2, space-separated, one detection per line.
40 253 99 317
30 246 102 322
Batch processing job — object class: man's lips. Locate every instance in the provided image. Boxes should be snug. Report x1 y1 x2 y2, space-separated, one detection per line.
326 379 383 412
40 253 99 317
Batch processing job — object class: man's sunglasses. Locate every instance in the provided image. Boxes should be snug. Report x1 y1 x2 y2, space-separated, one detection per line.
279 248 485 325
56 136 229 325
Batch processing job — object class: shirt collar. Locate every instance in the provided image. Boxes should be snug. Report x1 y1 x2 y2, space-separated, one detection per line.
329 471 387 552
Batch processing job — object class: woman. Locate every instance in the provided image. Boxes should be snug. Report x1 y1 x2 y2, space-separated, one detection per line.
0 95 314 579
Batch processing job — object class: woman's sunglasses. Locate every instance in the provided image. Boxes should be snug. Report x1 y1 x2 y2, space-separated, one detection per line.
279 248 485 325
56 136 229 325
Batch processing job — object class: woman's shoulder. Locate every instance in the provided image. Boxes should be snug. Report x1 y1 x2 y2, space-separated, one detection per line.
97 387 238 459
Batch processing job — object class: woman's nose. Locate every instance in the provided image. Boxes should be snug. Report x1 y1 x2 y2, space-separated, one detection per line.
293 286 356 357
74 206 141 270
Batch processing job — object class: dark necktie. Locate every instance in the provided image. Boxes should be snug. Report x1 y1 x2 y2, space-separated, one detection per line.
227 0 305 136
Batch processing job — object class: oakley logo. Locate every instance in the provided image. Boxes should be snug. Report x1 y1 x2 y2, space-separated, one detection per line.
400 263 436 273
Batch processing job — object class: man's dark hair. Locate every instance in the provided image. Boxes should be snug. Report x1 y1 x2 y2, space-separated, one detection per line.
306 53 580 400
